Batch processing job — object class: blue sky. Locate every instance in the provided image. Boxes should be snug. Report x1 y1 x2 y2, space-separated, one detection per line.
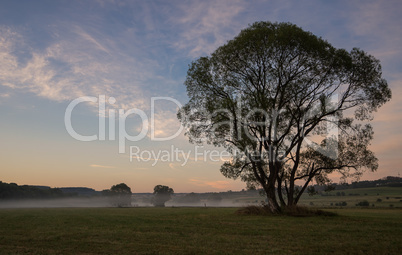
0 0 401 192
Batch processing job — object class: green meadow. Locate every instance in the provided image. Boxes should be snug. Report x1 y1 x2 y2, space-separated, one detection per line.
232 187 402 209
0 207 401 254
298 187 402 208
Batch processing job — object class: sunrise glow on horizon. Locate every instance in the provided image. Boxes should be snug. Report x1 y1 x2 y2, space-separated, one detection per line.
1 0 401 193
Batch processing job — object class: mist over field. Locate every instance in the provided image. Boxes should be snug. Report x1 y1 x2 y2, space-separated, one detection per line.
2 179 401 209
0 197 251 209
0 180 259 208
0 197 111 209
166 199 248 208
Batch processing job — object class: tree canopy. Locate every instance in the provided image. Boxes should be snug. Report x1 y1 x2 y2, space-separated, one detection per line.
153 185 174 207
0 181 64 199
104 183 132 207
110 183 132 194
178 21 391 213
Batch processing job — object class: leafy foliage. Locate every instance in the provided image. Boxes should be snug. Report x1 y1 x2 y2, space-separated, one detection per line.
178 21 391 213
103 183 132 207
153 185 174 207
356 200 370 206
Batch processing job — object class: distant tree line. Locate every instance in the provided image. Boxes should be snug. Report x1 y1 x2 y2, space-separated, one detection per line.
308 176 402 194
2 176 399 203
344 176 402 189
0 181 67 200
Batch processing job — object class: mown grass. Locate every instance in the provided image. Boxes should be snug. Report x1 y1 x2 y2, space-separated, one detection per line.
0 207 401 254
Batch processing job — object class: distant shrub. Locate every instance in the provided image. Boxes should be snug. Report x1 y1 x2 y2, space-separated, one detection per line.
335 201 347 206
376 198 382 202
356 200 370 206
389 204 394 208
386 197 390 199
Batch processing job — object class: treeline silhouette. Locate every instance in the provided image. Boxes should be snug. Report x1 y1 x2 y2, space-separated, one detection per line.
336 176 402 189
1 176 400 200
309 176 402 193
0 181 67 200
0 181 103 200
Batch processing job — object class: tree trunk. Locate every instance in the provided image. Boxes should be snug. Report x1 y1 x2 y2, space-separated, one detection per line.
277 177 286 207
262 161 281 213
264 184 281 213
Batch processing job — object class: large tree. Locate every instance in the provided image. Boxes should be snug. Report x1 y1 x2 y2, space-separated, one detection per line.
178 21 391 213
153 185 174 207
106 183 132 207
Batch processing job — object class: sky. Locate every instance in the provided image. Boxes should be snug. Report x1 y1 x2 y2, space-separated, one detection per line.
0 0 401 193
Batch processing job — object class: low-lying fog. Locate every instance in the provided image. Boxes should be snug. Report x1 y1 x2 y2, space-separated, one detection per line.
164 200 247 208
0 197 112 208
0 198 251 209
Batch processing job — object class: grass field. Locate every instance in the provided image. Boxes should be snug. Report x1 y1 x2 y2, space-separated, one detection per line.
0 207 401 254
233 187 402 209
298 187 402 208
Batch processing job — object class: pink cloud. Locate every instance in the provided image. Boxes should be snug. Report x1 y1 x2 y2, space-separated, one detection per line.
189 178 231 190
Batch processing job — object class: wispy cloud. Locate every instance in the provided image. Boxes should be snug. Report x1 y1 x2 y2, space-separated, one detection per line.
150 110 184 140
347 0 402 66
189 178 230 190
172 0 246 57
0 22 166 111
74 26 111 55
90 164 116 169
0 1 247 113
168 163 178 170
